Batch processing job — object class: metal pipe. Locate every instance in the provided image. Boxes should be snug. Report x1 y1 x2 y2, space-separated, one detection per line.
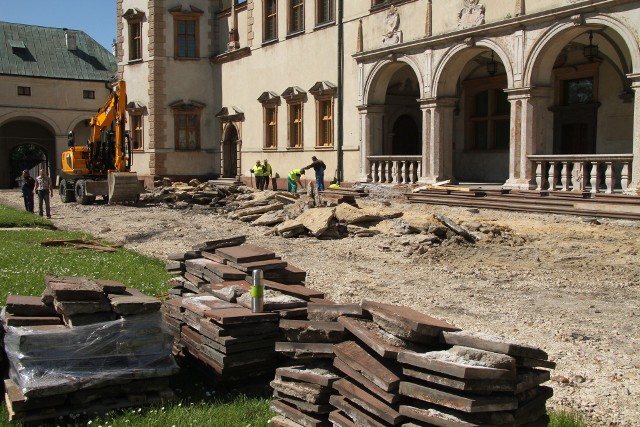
251 269 264 313
337 0 344 183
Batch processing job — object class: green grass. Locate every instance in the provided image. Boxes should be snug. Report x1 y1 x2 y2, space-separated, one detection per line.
0 203 274 427
549 409 590 426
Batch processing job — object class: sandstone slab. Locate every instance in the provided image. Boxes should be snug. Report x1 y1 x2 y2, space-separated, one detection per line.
5 296 56 317
337 317 419 359
215 244 276 263
441 330 549 361
333 341 400 392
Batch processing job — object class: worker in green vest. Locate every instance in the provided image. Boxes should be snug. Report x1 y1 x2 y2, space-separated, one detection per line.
250 160 264 190
262 159 273 190
287 168 305 193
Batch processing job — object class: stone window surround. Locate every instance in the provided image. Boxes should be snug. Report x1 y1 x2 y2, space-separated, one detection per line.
288 0 305 35
122 8 145 62
128 112 144 151
170 99 205 151
282 86 307 149
316 0 335 26
463 75 510 151
264 0 279 43
169 6 204 60
258 91 281 150
309 81 337 149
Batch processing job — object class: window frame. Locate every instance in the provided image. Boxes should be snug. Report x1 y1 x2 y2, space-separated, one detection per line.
174 111 201 151
170 7 203 60
316 0 335 26
289 0 305 35
264 0 278 43
463 76 510 151
129 112 144 151
309 82 336 149
83 90 95 99
128 21 142 61
258 91 281 150
288 103 304 149
17 86 31 96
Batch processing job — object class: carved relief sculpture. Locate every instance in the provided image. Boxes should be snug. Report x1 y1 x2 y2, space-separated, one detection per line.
458 0 485 29
382 5 402 46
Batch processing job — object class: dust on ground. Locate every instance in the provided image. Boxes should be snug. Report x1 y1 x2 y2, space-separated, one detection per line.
1 188 638 426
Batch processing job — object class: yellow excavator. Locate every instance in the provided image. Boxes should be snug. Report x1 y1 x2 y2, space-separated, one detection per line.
59 80 141 205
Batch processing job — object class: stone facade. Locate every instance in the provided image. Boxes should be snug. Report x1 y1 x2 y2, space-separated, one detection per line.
119 0 640 194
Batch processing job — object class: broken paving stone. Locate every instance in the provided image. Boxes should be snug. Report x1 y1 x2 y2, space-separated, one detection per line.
264 281 324 301
329 395 387 427
280 319 346 343
335 203 384 224
276 220 305 237
95 279 128 294
62 311 116 327
295 207 336 236
215 244 277 263
337 317 420 359
54 298 112 316
252 210 287 226
441 330 549 361
271 400 325 427
45 277 104 301
109 295 162 316
5 296 57 317
434 214 476 243
399 402 516 426
332 378 403 425
333 356 400 405
270 378 331 404
333 341 400 392
237 290 306 311
276 364 340 388
227 258 287 273
275 342 335 359
202 281 250 302
3 315 62 327
307 303 363 322
192 236 246 251
361 300 460 342
397 346 516 380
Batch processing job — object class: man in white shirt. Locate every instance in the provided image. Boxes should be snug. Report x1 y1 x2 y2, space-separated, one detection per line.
34 169 53 218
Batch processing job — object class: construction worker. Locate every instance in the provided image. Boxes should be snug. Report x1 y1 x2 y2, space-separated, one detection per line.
303 156 326 191
250 160 264 190
287 168 305 193
262 159 273 190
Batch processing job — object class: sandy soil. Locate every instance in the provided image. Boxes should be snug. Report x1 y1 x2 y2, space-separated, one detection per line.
1 188 639 426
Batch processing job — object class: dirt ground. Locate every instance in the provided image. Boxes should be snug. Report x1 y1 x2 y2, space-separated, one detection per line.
1 188 639 426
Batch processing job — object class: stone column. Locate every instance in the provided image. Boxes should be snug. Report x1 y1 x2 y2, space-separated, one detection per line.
625 76 640 195
358 105 385 182
418 98 457 183
504 87 552 190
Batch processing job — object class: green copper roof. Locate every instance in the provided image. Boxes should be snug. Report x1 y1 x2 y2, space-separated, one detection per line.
0 21 116 81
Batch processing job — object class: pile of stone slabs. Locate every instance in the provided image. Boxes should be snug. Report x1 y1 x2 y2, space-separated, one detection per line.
398 329 555 426
1 276 177 424
163 294 281 386
269 302 364 427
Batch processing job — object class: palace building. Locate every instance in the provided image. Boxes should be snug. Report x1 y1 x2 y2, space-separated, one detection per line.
114 0 639 194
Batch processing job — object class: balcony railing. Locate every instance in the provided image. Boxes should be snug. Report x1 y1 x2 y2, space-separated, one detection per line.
367 156 422 184
528 154 633 194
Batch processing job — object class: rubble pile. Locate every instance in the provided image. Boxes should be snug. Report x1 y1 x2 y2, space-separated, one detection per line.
1 276 177 423
269 300 555 427
162 236 327 387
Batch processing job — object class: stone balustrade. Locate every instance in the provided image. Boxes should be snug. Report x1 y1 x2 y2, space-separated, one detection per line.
367 156 422 184
528 154 633 194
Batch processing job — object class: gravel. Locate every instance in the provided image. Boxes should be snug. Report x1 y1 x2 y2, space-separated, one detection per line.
1 188 639 426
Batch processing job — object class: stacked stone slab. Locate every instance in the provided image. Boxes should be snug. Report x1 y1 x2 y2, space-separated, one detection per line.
269 302 364 427
1 276 177 423
162 236 326 388
325 300 554 427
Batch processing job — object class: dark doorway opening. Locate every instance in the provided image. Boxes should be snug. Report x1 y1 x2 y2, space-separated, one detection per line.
391 115 420 155
222 125 238 178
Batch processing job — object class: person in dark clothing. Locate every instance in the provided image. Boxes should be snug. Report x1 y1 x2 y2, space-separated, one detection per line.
21 170 35 213
303 156 326 191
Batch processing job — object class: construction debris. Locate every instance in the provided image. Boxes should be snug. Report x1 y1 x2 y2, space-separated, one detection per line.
0 276 177 423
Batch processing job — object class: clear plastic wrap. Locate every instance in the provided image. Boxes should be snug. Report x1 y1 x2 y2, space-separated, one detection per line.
3 312 179 397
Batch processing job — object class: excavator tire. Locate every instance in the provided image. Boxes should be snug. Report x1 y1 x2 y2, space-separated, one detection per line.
59 179 76 203
74 180 95 205
108 172 141 205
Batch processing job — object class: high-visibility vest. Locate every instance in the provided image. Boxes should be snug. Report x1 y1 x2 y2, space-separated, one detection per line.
288 169 302 181
253 165 265 176
263 163 272 176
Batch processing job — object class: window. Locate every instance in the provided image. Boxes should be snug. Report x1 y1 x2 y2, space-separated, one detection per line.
17 86 31 96
464 78 510 150
264 0 278 42
265 106 278 149
316 0 334 25
563 78 594 105
129 113 144 150
83 90 95 99
129 21 142 61
289 0 304 34
175 112 200 150
175 18 198 58
289 104 303 148
309 81 336 148
258 91 281 149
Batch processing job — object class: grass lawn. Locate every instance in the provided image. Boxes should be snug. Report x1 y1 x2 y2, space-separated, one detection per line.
0 203 590 427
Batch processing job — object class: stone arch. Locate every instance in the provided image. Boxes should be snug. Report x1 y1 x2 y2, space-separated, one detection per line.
433 39 515 98
524 14 640 87
364 54 424 105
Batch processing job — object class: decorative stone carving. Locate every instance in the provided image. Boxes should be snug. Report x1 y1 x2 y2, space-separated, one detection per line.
458 0 485 29
382 6 402 46
228 28 239 50
570 14 584 26
463 37 475 48
357 19 363 53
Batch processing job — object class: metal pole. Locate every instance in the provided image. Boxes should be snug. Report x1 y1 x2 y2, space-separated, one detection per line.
251 269 264 313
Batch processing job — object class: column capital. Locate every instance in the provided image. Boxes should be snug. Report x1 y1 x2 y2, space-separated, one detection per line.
418 97 457 109
627 73 640 87
358 104 385 114
505 86 553 101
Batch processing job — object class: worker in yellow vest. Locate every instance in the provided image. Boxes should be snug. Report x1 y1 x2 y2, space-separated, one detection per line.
262 159 273 190
287 168 305 193
250 160 264 190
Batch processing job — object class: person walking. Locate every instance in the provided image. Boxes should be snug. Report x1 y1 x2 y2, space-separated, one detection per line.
262 159 273 190
303 156 326 191
21 170 35 213
287 168 305 193
250 160 264 190
34 169 54 218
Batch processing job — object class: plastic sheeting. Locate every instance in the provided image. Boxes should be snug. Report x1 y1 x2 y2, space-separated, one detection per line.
3 312 179 397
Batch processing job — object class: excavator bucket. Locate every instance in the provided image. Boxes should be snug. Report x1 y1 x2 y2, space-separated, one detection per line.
107 172 141 204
